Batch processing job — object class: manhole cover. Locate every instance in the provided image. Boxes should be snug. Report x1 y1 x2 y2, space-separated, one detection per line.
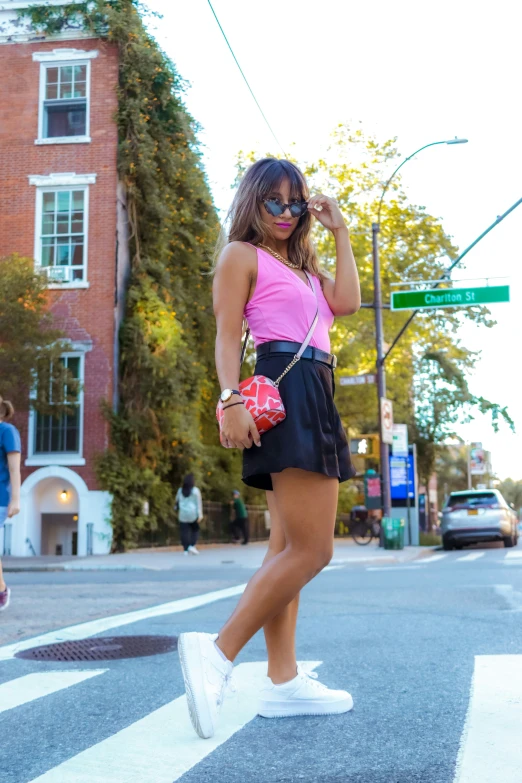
15 635 178 662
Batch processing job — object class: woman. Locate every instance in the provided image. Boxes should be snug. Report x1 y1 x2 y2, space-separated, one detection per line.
0 396 21 611
178 158 361 739
175 474 203 555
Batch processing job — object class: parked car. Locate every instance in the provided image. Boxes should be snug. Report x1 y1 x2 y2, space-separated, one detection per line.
441 489 519 551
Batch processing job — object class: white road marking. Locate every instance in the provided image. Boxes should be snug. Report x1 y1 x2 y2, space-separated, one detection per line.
505 550 522 559
0 670 106 714
422 554 448 564
27 660 322 783
453 655 522 783
493 584 522 611
0 584 247 661
457 553 485 562
366 565 424 572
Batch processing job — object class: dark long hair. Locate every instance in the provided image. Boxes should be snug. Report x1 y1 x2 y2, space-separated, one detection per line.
181 473 195 498
218 158 324 279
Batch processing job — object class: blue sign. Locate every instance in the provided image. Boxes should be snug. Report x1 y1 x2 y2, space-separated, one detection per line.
390 453 415 500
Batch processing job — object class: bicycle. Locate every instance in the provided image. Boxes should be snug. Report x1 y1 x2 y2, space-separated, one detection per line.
351 518 382 546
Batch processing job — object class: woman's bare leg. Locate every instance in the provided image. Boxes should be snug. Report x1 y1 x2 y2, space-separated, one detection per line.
217 469 338 662
263 491 300 684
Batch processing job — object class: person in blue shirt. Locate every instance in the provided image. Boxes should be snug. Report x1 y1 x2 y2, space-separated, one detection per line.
0 397 21 611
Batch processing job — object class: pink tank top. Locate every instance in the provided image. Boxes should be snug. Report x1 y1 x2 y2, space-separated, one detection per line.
244 246 334 353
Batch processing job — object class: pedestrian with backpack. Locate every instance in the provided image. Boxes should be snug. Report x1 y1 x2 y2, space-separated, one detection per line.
175 474 203 556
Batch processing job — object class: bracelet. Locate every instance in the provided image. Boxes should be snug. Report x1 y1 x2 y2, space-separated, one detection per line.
223 401 244 411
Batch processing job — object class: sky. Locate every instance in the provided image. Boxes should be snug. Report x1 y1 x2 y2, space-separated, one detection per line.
144 0 521 480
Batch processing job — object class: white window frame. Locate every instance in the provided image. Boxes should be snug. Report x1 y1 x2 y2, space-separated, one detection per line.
30 173 96 290
34 50 98 145
26 350 86 467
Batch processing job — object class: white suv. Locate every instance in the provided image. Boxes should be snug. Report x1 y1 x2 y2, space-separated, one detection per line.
441 489 519 551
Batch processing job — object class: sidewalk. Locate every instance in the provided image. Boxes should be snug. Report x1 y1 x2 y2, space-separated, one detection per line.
2 539 434 572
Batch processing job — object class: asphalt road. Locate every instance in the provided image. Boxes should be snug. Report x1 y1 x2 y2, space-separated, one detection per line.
1 545 522 783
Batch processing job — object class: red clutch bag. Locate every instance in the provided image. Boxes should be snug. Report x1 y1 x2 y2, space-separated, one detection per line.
216 272 319 449
216 375 286 447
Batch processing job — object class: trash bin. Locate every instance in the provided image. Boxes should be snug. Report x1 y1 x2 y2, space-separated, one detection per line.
382 517 405 550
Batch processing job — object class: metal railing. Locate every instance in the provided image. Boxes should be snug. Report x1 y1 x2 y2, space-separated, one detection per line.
136 502 270 548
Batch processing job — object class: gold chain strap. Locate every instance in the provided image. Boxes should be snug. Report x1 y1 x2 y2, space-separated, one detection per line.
274 354 301 388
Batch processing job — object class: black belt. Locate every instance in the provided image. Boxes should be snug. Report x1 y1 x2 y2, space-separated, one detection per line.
257 341 337 369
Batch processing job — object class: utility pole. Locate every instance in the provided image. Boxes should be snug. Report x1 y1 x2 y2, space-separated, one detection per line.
372 138 468 534
372 222 391 518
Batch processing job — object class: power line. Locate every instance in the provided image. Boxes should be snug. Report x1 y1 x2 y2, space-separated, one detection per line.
206 1 287 158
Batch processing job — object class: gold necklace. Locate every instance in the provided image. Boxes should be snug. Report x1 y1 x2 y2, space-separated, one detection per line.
258 244 300 270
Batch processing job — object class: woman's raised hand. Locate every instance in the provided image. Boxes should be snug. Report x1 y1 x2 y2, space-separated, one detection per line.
307 194 347 233
221 404 261 450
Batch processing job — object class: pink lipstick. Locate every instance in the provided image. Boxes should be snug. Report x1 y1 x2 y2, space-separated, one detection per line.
276 222 292 228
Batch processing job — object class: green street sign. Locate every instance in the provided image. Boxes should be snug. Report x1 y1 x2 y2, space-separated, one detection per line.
391 285 510 311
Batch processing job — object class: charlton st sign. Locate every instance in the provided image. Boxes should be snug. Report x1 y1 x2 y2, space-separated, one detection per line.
391 285 510 311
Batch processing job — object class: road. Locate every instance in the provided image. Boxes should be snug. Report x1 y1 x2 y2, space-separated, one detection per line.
1 544 522 782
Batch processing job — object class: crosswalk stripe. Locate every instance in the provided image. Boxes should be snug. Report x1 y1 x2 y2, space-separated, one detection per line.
505 550 522 559
26 660 321 783
423 554 448 564
457 553 485 562
0 670 106 715
453 655 522 782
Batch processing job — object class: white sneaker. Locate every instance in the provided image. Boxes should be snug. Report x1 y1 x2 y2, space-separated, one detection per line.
258 665 353 718
183 551 189 556
188 545 200 555
178 632 234 739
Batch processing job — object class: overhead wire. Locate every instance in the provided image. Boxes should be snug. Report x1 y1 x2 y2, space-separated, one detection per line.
206 1 287 158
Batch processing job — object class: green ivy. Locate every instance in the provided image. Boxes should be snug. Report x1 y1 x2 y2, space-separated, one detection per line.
21 0 246 550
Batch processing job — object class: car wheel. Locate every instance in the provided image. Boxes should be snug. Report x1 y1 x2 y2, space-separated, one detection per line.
443 538 454 551
503 535 515 548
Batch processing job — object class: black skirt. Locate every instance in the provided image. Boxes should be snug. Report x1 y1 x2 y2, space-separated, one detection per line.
242 348 356 491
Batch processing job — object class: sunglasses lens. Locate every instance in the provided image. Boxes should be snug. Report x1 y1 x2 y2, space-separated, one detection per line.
264 199 283 217
290 202 307 218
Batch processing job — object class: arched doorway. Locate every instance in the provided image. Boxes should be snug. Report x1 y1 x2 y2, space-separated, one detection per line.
17 467 91 556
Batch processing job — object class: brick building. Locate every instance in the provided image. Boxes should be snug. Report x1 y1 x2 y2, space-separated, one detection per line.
0 0 129 556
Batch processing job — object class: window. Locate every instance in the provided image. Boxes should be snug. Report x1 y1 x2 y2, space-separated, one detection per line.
34 355 83 456
42 63 87 139
30 174 96 288
40 189 86 282
33 49 98 144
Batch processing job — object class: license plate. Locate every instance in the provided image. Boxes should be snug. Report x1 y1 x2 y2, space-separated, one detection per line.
468 509 479 516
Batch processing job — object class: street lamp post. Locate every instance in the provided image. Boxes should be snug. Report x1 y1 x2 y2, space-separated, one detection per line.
373 137 468 523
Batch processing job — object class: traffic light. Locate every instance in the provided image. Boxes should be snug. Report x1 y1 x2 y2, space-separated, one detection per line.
350 434 379 458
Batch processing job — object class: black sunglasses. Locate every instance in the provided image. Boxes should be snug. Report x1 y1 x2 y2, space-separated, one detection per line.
262 198 309 219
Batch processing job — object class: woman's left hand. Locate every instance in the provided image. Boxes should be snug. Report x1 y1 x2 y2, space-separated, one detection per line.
307 194 347 233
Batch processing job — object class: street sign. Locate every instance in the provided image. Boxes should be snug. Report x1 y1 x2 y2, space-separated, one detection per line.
340 374 376 387
380 398 394 444
391 285 510 311
392 424 408 457
469 442 486 475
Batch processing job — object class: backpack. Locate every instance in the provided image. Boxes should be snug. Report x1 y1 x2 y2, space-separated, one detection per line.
176 488 199 522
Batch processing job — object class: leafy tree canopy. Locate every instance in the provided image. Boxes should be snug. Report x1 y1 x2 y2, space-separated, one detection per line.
0 255 78 415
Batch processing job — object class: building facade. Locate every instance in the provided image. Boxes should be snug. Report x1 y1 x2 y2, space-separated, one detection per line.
0 1 129 556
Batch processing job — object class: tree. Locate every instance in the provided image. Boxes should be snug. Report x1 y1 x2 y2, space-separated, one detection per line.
497 479 522 512
0 255 78 415
238 126 513 493
435 440 469 508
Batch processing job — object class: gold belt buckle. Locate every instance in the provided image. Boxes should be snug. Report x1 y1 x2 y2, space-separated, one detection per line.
332 354 338 369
